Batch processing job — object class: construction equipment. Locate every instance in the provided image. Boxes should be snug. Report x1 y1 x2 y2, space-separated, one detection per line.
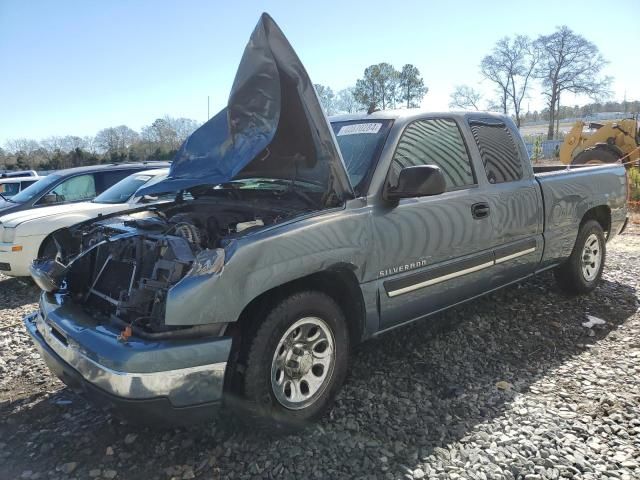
559 117 640 166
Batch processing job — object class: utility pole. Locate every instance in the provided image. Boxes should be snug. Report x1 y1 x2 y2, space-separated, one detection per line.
207 96 210 120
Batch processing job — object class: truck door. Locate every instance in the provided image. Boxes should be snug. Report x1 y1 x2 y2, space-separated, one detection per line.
374 118 501 330
467 118 543 286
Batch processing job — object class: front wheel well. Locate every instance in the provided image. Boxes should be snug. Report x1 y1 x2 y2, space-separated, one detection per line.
229 268 366 349
581 205 611 237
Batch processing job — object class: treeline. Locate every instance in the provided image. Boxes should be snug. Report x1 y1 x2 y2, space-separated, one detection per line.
313 63 428 115
449 25 613 139
520 100 640 124
1 116 200 171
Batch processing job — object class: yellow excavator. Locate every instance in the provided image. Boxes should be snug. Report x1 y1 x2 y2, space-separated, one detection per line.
559 117 640 166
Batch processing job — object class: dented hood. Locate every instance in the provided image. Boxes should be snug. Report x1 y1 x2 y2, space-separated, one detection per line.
139 13 354 200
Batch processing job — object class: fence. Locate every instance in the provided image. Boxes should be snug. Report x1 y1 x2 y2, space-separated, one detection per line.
523 139 563 160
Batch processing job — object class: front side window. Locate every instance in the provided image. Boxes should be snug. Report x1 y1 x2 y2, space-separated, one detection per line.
47 174 96 203
390 118 475 191
469 120 523 184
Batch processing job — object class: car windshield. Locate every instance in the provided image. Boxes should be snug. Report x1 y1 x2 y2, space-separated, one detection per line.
331 120 393 194
93 172 167 204
8 175 61 203
0 182 20 197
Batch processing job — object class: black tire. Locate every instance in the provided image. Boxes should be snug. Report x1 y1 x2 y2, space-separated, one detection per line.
554 220 606 294
231 291 349 430
572 148 619 165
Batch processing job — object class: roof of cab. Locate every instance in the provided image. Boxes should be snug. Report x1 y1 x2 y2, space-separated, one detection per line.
329 109 510 127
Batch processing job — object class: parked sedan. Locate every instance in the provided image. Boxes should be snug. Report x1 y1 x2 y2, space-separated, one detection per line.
0 168 169 276
0 162 169 217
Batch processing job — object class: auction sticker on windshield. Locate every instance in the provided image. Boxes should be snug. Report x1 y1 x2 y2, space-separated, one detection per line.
337 123 382 136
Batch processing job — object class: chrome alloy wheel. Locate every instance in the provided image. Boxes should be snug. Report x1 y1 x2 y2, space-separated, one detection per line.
270 317 335 410
581 233 602 282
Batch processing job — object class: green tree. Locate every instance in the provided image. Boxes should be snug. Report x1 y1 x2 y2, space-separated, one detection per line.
353 63 400 111
398 64 428 108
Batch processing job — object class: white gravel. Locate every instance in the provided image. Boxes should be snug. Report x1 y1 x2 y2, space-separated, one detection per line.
1 225 639 480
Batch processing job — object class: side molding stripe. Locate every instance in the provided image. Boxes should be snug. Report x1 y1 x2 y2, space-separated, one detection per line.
387 261 494 297
495 247 536 264
385 244 537 298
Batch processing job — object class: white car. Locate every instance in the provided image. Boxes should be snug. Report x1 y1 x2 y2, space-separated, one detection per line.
0 176 43 199
0 168 169 277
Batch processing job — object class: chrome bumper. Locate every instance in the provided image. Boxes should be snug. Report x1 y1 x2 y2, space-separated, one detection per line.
25 308 229 409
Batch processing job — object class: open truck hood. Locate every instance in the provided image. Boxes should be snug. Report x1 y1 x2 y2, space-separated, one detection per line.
139 13 354 202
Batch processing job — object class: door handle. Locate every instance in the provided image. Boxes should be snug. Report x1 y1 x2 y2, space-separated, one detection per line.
471 202 490 219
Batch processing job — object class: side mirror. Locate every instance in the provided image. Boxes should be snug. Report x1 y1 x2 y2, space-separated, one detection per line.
384 165 446 201
41 193 59 205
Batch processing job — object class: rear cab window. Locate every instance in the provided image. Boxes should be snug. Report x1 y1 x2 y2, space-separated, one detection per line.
469 119 523 184
390 118 476 192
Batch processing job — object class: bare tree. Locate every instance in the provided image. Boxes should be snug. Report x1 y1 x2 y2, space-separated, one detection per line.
141 119 178 148
398 64 428 108
165 117 200 143
314 84 337 115
4 138 41 155
480 36 539 126
335 87 361 114
95 125 138 155
536 26 612 139
449 85 483 110
480 53 510 114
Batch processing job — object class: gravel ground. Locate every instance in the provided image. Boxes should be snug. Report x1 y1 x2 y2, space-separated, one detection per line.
1 225 639 480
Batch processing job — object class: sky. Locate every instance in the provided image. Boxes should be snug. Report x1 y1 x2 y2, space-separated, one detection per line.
1 0 639 144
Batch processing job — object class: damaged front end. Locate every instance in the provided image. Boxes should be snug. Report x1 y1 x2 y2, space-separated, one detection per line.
30 197 295 339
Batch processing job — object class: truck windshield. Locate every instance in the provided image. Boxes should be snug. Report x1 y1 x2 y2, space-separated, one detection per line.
331 120 393 194
8 175 61 203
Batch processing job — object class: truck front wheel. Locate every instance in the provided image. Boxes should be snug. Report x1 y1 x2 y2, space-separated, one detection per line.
554 220 606 294
235 291 350 429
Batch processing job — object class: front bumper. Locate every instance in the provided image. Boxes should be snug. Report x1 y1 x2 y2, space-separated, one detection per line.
24 293 232 425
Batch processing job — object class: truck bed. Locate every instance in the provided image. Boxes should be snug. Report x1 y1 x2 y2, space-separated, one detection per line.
534 163 627 266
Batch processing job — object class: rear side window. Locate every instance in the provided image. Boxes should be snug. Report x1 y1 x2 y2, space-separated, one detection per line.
469 120 523 184
95 170 138 193
391 118 475 191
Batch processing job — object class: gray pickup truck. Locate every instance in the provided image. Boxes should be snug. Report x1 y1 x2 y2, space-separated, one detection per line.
25 14 628 428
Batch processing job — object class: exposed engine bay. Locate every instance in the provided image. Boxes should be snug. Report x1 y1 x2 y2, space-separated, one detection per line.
32 192 316 338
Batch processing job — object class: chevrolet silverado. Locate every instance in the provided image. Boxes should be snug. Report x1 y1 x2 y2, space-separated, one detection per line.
24 14 628 428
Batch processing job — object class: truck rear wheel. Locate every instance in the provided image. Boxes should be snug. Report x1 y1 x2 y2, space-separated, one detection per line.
234 291 350 429
554 220 606 294
572 148 619 165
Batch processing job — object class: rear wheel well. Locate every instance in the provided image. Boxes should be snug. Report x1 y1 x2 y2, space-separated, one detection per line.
581 205 611 237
